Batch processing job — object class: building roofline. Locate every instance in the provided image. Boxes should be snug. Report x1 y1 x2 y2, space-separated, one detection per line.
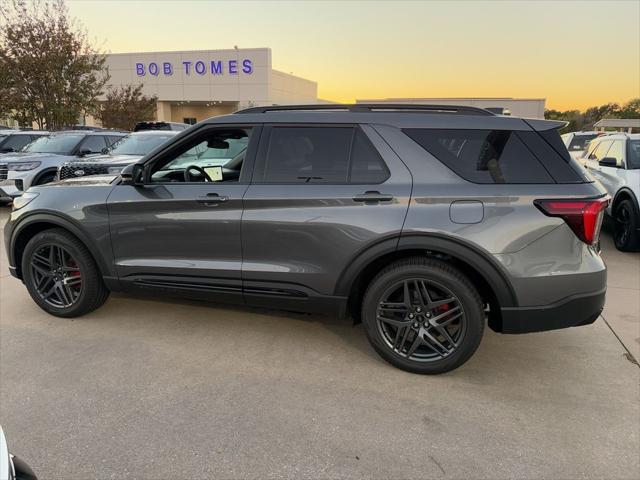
104 47 272 56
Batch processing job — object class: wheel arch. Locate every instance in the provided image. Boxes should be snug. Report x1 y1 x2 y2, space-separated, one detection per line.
10 212 113 283
32 167 59 186
612 187 640 215
336 233 518 331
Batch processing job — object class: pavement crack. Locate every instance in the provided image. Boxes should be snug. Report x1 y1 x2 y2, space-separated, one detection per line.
601 314 639 368
429 455 446 475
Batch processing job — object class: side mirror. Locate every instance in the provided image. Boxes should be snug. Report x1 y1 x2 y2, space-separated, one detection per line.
0 147 15 153
598 157 618 168
120 163 144 185
78 148 93 157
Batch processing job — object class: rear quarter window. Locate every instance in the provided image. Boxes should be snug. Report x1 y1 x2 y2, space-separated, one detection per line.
403 128 553 184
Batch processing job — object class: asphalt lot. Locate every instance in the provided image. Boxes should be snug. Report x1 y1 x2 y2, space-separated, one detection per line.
0 207 638 480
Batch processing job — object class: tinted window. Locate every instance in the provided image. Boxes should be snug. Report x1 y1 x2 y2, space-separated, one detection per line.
568 134 598 151
519 130 588 183
349 129 389 183
261 127 353 183
79 136 107 154
404 129 553 184
627 140 640 170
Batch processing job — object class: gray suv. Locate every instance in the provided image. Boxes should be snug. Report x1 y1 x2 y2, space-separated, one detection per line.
4 104 610 374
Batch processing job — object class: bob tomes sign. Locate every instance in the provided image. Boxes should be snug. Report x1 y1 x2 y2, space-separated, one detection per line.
135 58 254 77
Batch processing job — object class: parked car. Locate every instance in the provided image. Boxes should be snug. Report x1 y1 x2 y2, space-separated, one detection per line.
561 131 603 160
4 104 609 374
0 426 37 480
58 130 180 180
583 133 640 251
0 131 126 200
134 121 190 132
0 131 49 155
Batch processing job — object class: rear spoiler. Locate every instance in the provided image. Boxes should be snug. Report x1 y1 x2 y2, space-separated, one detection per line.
524 119 569 131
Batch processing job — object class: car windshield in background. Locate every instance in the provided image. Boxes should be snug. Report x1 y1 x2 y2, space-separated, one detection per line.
628 140 640 169
568 134 598 151
110 134 174 156
24 134 83 154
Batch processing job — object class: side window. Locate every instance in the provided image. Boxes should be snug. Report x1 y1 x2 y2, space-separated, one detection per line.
260 127 353 184
257 126 390 184
349 129 390 184
403 128 553 184
79 135 107 154
149 127 251 183
605 141 624 167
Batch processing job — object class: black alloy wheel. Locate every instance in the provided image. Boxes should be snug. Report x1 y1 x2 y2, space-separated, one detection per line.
29 244 83 308
22 228 110 317
362 258 484 374
376 279 465 362
614 199 640 251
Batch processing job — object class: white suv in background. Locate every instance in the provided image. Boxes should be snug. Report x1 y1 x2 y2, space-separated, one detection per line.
584 133 640 251
561 131 603 160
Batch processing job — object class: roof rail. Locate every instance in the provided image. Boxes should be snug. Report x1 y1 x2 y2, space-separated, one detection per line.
235 103 495 116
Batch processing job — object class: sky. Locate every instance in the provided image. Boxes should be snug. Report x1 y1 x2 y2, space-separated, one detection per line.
66 0 640 111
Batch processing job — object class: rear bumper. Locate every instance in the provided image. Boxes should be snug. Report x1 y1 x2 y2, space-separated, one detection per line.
498 288 606 334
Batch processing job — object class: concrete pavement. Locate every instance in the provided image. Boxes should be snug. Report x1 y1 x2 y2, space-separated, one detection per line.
1 208 638 479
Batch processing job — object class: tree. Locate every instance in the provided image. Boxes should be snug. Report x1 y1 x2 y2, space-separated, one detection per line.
93 85 158 131
545 98 639 132
0 0 109 129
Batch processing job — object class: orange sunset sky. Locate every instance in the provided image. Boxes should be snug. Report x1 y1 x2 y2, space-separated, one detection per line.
67 0 640 111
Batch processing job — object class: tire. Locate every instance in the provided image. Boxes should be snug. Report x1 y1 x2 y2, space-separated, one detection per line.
33 170 57 185
21 228 109 317
613 199 640 252
361 257 484 374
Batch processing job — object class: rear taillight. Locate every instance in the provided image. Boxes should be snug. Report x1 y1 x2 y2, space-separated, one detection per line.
534 196 610 245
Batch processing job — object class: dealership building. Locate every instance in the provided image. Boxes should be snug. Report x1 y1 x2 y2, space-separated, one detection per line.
101 47 319 124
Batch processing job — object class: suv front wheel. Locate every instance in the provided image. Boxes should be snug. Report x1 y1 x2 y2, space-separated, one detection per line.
21 228 110 317
362 258 484 374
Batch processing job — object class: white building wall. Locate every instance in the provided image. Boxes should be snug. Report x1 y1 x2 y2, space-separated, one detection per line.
269 70 318 105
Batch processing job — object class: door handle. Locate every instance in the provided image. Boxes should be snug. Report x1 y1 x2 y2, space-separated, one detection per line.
196 193 228 205
352 191 394 204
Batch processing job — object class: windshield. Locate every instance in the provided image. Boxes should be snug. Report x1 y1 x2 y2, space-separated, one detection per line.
628 140 640 169
24 134 84 154
110 133 174 156
568 134 598 151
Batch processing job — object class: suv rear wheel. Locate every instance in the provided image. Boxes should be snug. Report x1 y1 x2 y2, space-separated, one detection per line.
21 228 109 317
362 258 484 374
613 199 640 251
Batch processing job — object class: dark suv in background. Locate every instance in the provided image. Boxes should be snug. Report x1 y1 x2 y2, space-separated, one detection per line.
4 104 609 374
